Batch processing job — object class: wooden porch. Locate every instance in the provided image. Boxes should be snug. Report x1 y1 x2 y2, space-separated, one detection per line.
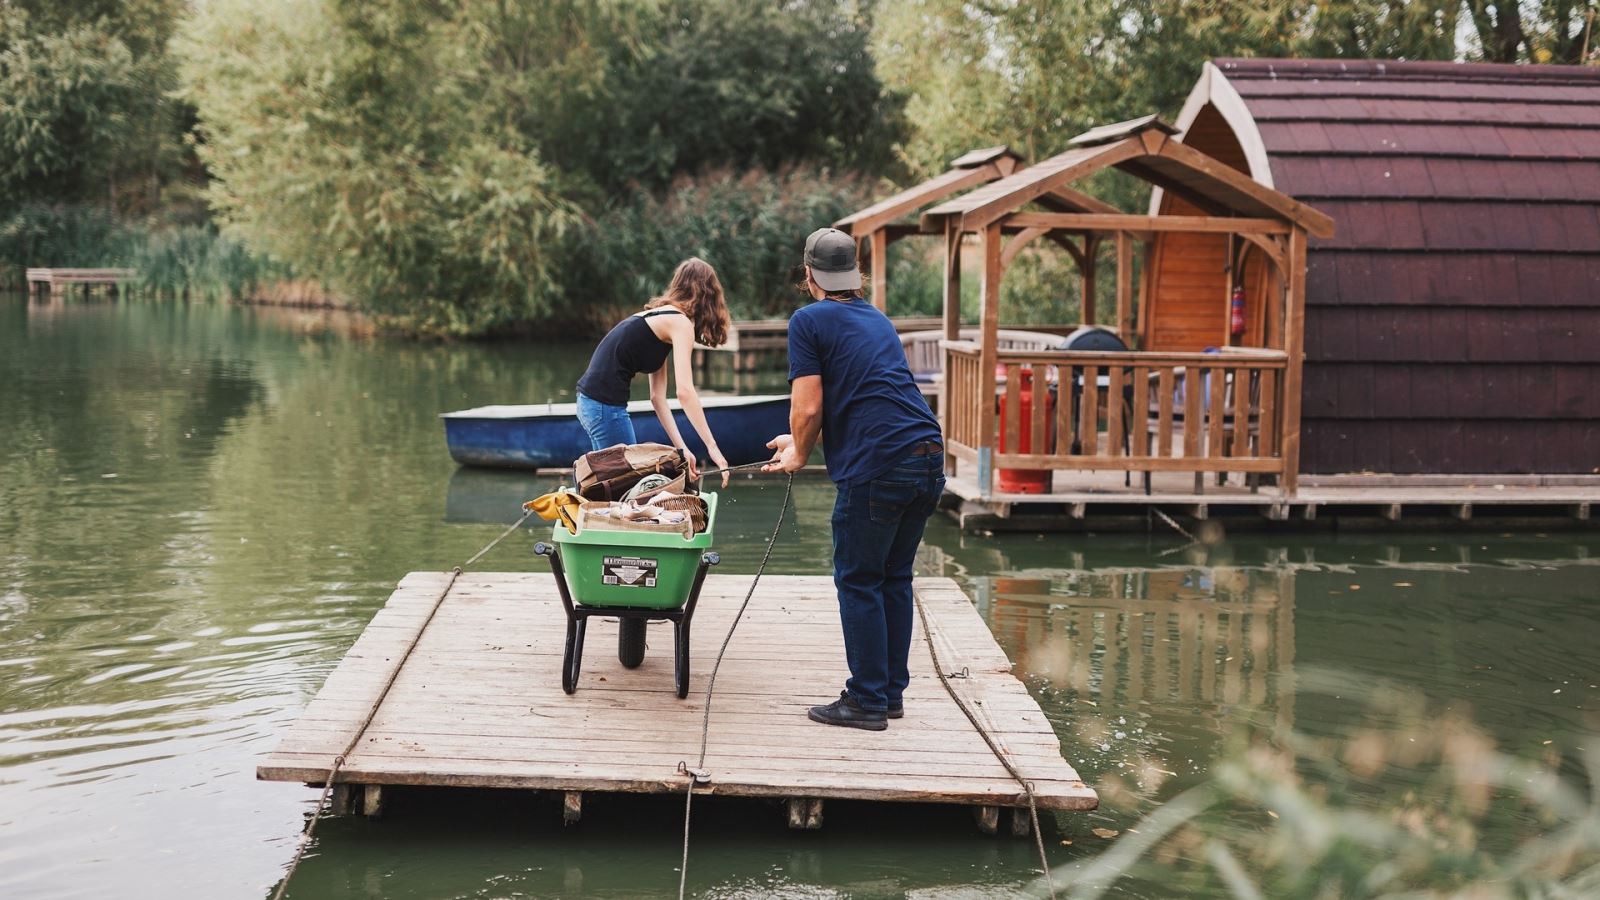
915 116 1334 502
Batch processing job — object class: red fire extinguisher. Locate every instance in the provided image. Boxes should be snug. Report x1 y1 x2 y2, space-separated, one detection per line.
1230 284 1246 338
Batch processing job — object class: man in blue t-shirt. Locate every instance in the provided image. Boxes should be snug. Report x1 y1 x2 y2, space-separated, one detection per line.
764 227 944 731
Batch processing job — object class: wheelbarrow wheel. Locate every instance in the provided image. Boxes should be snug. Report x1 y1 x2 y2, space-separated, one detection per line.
618 618 647 669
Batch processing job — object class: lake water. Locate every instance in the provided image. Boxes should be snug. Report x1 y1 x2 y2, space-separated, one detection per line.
2 297 1596 899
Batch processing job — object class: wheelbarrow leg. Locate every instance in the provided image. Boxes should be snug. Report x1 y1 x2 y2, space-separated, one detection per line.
674 552 719 700
564 616 588 694
673 620 691 699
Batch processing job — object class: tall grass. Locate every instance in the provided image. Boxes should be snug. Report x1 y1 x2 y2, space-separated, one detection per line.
558 167 876 331
0 204 290 300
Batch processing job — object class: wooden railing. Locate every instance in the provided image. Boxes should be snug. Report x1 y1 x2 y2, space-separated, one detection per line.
943 342 1290 480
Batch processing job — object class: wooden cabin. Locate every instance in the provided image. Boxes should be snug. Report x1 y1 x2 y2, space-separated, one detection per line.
917 115 1333 502
1162 59 1600 476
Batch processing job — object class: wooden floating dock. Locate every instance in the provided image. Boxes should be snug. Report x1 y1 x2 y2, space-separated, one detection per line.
25 267 137 298
258 573 1097 832
945 470 1600 532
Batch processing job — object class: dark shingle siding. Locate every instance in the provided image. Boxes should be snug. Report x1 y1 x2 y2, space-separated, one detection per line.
1210 58 1600 474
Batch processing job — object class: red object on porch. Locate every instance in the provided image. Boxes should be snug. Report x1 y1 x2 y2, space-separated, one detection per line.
996 368 1053 493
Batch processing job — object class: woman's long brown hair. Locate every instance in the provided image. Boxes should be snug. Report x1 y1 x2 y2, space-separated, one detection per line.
645 257 730 347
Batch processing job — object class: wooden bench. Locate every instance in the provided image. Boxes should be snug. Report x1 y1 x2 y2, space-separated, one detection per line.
26 268 138 298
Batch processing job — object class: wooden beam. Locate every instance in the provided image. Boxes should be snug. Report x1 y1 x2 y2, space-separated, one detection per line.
1115 231 1133 338
563 791 583 824
955 139 1144 231
1003 212 1291 235
943 224 963 342
1280 228 1308 496
362 784 383 818
978 222 1003 489
870 228 889 313
1081 236 1098 326
1153 138 1336 238
1001 226 1051 269
838 162 1002 237
974 805 1000 835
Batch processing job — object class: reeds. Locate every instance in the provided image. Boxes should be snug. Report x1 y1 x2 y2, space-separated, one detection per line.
0 204 291 300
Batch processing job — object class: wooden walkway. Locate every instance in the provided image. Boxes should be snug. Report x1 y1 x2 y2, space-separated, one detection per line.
258 573 1096 830
25 267 137 298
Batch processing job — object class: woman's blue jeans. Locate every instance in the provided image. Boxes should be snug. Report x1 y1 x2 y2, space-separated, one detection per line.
830 449 945 713
576 392 636 451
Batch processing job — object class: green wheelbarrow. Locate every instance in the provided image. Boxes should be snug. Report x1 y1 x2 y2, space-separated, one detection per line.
533 492 720 699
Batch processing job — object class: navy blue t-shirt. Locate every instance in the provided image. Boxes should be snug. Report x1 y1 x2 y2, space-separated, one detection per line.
787 298 941 487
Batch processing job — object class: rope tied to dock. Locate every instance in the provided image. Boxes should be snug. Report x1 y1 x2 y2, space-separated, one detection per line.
677 472 794 900
269 510 533 900
915 595 1059 900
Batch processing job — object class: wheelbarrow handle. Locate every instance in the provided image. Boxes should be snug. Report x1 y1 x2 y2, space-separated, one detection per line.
532 542 575 617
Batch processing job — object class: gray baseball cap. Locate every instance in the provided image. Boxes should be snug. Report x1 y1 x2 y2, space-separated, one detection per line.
804 227 863 293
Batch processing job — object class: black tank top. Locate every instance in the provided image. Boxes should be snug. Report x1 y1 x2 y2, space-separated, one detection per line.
575 308 683 406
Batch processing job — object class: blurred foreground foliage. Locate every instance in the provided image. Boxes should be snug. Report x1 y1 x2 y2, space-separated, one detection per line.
1052 670 1600 899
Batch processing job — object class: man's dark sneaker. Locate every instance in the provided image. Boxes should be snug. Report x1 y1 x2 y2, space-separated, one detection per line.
808 691 888 731
887 704 904 719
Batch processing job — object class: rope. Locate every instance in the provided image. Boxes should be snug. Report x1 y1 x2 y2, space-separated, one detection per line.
1150 507 1202 558
914 595 1058 900
269 511 533 900
677 473 794 900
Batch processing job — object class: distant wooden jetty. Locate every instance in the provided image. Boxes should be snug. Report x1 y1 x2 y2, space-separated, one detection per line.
258 573 1097 832
26 267 137 298
694 315 948 372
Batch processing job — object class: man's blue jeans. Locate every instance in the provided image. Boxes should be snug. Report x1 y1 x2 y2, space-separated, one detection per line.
576 391 636 451
830 449 945 712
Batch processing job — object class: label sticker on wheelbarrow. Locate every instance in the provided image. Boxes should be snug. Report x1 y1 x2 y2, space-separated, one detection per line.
602 556 658 587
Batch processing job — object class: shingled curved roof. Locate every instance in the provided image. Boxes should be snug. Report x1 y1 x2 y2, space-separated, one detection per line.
1167 59 1600 475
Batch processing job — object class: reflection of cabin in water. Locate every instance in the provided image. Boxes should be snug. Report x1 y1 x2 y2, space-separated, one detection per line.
977 562 1296 732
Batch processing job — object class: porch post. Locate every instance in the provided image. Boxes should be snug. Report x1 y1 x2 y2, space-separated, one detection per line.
977 221 1003 496
1115 231 1133 338
1080 235 1098 325
941 222 963 475
870 227 889 313
1280 227 1308 496
942 223 962 342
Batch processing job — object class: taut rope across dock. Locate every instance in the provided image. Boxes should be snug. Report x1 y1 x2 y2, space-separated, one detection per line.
269 509 533 900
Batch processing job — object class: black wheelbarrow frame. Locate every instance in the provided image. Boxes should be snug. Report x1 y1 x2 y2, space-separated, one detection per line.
534 541 719 699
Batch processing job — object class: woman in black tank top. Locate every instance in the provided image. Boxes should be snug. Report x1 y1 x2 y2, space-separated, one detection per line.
576 258 733 485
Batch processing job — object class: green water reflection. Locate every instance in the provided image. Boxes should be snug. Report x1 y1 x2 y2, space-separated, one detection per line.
1 297 1595 899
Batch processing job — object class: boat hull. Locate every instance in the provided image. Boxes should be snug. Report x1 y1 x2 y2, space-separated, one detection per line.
442 395 792 469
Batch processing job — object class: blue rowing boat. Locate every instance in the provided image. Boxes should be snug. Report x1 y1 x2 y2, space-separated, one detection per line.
441 394 792 469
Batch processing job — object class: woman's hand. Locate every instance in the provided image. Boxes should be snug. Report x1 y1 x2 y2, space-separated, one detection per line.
679 446 699 481
708 447 730 488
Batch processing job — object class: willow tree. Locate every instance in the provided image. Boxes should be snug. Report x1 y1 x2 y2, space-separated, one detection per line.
179 0 582 336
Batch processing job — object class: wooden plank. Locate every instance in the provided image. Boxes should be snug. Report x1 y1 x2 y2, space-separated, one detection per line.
1157 368 1175 457
978 223 1003 461
259 573 1099 815
1281 228 1307 495
1207 365 1227 459
1078 366 1099 455
1107 366 1125 458
1230 370 1251 458
1115 231 1133 338
1130 366 1150 457
870 227 889 313
1183 368 1203 458
1003 212 1291 235
1003 363 1021 455
1030 365 1048 457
